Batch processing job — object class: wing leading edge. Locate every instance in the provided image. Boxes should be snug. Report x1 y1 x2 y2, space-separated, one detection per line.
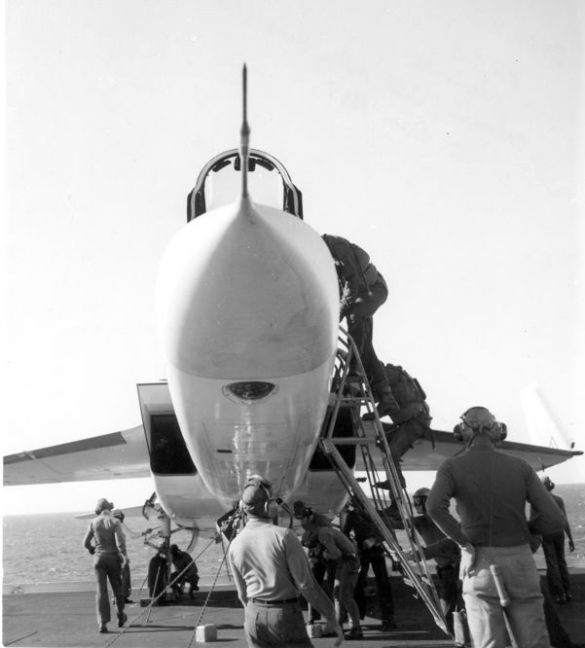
357 422 582 473
3 425 150 486
4 419 581 488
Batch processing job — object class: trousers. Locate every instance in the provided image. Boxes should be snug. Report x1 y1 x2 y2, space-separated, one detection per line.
93 552 124 625
121 561 132 598
354 546 394 622
436 562 463 635
308 558 335 622
542 533 571 600
346 277 388 400
386 418 429 488
244 600 313 647
334 555 361 630
462 545 550 648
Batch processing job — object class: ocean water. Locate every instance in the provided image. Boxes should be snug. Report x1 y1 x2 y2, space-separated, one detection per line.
3 484 585 591
2 513 232 592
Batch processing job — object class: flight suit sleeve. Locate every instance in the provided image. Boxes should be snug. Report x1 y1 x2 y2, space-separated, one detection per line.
554 497 573 541
427 463 470 548
330 240 362 311
526 469 564 537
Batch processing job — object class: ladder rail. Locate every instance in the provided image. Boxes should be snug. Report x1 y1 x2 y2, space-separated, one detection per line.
321 331 448 635
341 334 438 579
320 438 448 634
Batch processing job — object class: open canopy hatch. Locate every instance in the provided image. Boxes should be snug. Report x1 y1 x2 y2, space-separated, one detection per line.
187 148 303 221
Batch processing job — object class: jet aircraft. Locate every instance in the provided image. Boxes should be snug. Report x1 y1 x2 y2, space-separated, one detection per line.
3 68 582 540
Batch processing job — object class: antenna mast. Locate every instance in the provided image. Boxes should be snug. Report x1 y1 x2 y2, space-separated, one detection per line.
240 64 250 199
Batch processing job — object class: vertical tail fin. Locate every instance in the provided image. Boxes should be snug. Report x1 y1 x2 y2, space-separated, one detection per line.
520 382 575 449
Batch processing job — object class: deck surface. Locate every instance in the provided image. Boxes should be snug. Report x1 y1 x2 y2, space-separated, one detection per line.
3 573 584 647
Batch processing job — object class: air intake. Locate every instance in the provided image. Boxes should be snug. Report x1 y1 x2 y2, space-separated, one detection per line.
223 381 277 403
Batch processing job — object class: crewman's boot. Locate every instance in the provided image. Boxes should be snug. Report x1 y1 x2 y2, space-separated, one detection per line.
345 627 364 640
363 388 398 421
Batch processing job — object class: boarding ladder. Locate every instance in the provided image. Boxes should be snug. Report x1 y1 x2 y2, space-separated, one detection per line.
319 330 448 634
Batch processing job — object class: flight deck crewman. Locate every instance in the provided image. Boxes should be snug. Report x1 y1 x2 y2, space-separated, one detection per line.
540 476 575 604
299 507 363 641
340 497 396 632
228 476 343 648
426 406 564 648
403 487 463 638
322 234 399 420
83 498 128 634
112 508 149 604
293 501 336 626
170 544 200 599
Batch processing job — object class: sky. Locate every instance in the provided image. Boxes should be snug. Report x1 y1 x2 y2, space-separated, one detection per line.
2 0 584 515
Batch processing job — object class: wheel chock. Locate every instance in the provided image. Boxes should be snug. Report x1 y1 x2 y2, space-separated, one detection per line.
195 624 218 642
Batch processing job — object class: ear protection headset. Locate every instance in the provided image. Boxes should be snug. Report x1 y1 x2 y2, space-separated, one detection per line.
452 406 507 443
240 477 280 519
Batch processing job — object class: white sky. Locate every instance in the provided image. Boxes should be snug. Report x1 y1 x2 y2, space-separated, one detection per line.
2 0 585 515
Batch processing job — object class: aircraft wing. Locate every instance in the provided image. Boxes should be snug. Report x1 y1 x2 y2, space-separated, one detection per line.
358 422 582 472
3 425 150 486
4 420 581 488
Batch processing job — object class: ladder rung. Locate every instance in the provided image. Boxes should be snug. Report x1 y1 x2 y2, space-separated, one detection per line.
330 397 371 405
328 437 377 446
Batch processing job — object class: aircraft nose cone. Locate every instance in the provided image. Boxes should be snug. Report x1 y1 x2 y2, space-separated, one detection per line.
157 199 339 379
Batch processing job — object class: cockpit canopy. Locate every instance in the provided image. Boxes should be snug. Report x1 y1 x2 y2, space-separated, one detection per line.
187 148 303 221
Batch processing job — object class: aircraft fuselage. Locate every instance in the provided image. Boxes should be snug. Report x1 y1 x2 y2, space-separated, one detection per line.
156 196 340 510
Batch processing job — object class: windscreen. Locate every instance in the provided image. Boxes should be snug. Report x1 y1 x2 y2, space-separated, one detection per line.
206 157 283 211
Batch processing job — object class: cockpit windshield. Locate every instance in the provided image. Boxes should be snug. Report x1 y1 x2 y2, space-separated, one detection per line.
187 148 303 221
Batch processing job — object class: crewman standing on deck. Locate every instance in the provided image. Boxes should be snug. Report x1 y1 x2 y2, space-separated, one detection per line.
427 406 564 648
82 498 128 634
340 497 396 632
540 476 575 604
228 476 343 647
402 487 464 638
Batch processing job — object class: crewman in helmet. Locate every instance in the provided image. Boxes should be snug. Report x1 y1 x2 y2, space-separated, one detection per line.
82 498 128 633
539 476 575 604
340 496 396 632
227 476 343 646
322 233 399 419
299 503 363 640
426 406 564 648
169 544 199 599
111 509 134 603
293 502 336 630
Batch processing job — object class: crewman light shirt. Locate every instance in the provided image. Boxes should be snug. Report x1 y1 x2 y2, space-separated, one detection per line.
228 517 333 612
83 511 127 555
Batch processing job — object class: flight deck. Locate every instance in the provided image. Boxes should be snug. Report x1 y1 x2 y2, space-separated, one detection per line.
4 572 584 648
